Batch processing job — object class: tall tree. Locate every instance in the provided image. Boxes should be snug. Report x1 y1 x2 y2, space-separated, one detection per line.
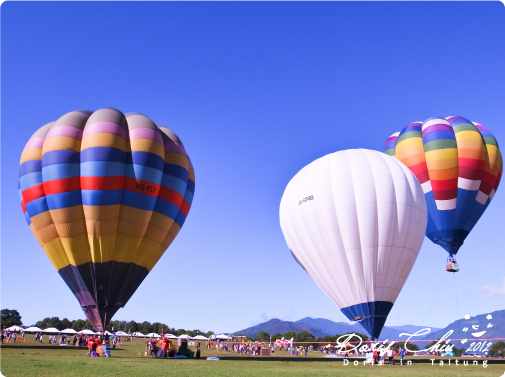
35 317 61 329
283 331 297 340
294 331 314 343
272 333 284 341
126 320 139 333
71 319 92 331
139 321 153 334
257 331 271 342
60 318 72 329
1 309 23 327
489 341 505 356
107 320 120 332
151 322 163 334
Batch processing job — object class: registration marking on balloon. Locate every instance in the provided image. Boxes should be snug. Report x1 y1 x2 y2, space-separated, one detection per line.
298 195 314 205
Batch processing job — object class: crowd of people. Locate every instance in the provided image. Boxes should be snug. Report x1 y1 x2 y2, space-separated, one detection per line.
204 340 312 357
318 342 406 364
146 337 177 358
1 329 22 343
5 326 503 363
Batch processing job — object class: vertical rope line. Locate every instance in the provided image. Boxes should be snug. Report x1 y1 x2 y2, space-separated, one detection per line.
420 269 444 326
453 273 461 340
385 286 406 341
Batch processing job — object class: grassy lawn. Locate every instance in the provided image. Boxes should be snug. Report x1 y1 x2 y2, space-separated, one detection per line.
1 339 504 377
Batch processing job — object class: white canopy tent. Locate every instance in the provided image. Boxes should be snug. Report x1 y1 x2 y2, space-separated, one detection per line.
42 327 61 333
22 327 42 333
60 328 78 334
132 332 145 337
79 329 95 335
192 335 209 341
115 331 128 336
178 334 192 340
166 334 178 339
146 333 161 338
210 334 231 340
5 325 24 332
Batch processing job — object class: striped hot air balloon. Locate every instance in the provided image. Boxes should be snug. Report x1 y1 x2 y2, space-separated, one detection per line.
383 116 502 265
19 108 195 331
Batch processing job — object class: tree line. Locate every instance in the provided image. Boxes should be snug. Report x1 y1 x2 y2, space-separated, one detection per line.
1 309 213 337
33 317 214 337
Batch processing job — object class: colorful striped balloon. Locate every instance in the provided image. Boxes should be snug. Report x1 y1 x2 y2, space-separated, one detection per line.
19 108 195 331
383 116 502 256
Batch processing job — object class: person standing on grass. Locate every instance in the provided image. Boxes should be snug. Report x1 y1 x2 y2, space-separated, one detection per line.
161 337 170 358
387 348 394 365
398 347 404 363
87 337 94 356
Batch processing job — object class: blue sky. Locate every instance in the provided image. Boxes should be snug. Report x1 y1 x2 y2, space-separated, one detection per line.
2 1 505 335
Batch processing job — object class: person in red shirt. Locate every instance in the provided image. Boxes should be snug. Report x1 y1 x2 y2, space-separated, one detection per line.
87 337 95 357
160 337 169 358
373 349 378 365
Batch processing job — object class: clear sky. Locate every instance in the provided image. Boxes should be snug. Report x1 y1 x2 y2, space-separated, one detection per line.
2 1 505 334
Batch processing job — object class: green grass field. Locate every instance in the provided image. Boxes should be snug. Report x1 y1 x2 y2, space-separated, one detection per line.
2 339 504 377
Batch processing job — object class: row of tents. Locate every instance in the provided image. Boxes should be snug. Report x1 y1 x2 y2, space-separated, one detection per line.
4 325 232 340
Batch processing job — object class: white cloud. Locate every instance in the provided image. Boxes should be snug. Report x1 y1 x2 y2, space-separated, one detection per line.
479 278 505 297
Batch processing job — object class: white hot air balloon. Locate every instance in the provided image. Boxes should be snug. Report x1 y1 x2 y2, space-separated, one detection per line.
279 149 427 339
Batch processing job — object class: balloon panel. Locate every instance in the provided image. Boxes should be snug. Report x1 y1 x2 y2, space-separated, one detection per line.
383 117 502 255
280 149 427 338
19 109 195 331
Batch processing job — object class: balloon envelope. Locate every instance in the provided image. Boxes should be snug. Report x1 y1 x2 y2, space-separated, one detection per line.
19 109 195 331
383 117 502 256
279 149 427 339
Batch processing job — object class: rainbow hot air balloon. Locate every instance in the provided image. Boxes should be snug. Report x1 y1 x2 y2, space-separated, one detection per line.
279 149 427 339
19 108 195 331
383 117 502 271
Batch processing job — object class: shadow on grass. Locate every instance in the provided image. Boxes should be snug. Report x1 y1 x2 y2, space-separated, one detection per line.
191 356 505 365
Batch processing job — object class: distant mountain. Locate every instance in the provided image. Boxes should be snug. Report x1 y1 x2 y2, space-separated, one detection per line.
232 311 504 346
233 318 329 338
296 317 440 341
422 309 505 348
233 317 441 341
295 317 359 336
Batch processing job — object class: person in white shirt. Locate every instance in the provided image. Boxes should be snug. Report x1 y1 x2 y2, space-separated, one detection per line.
387 348 394 365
